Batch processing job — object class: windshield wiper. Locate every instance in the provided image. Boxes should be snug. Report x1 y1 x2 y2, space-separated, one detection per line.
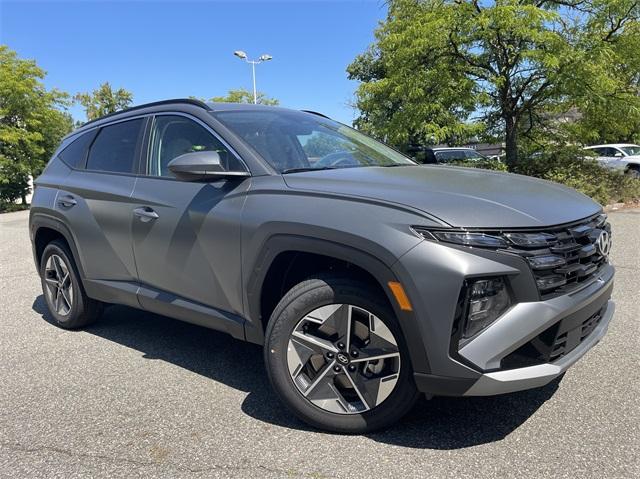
281 166 338 174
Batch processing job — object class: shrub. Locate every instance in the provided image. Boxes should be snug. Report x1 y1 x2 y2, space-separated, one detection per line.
447 159 509 172
512 147 640 206
0 202 29 213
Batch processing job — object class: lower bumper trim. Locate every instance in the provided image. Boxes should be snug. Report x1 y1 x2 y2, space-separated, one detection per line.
414 300 615 397
463 300 614 396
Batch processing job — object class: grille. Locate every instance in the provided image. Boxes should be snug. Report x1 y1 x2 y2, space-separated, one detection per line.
504 214 611 299
502 306 606 369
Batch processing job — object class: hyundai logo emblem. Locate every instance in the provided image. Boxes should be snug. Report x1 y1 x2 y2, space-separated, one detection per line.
596 230 612 258
336 353 349 365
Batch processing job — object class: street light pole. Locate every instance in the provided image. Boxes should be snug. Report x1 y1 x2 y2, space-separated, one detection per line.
251 61 257 104
233 51 273 104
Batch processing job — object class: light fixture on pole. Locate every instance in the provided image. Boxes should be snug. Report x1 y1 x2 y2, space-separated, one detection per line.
233 50 273 104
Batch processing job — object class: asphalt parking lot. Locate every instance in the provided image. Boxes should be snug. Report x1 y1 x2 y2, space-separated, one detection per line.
0 209 638 478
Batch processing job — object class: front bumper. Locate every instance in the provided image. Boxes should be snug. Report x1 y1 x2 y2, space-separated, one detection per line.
463 299 614 395
393 238 615 397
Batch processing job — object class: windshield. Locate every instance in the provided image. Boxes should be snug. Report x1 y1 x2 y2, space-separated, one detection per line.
212 109 415 173
434 149 487 162
620 146 640 156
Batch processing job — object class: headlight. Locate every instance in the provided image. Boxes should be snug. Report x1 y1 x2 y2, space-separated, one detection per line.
504 232 557 247
414 228 507 248
459 277 511 343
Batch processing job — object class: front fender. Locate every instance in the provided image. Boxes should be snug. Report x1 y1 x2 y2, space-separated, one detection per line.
242 233 432 375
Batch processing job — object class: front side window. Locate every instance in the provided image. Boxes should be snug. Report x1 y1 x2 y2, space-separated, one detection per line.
86 119 143 173
212 110 414 173
148 115 244 177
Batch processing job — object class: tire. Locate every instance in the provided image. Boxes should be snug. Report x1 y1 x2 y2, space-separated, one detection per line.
626 166 640 179
264 275 419 433
39 239 103 329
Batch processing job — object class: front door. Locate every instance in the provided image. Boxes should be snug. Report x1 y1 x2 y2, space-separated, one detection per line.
130 114 250 336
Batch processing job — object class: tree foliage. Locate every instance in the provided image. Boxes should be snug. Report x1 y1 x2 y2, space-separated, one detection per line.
0 45 73 204
348 0 640 165
75 82 133 121
303 133 347 158
209 88 279 105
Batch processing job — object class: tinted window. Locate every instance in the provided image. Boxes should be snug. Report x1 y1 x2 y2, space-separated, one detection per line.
86 119 143 173
592 147 618 157
434 150 467 162
148 115 244 177
213 110 414 172
58 130 97 169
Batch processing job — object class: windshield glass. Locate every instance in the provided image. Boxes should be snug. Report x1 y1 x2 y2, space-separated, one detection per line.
212 109 415 173
620 146 640 156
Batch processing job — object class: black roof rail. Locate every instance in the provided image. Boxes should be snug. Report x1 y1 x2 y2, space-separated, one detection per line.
301 110 331 119
81 98 211 127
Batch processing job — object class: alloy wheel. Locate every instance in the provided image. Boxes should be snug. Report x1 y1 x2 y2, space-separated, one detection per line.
44 254 73 316
286 304 401 414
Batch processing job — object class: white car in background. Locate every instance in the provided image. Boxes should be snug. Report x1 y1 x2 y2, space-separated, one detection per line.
584 144 640 178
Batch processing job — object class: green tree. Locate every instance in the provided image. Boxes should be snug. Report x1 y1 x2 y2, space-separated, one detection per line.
75 82 133 121
0 45 73 205
209 88 279 105
564 2 640 145
348 0 640 165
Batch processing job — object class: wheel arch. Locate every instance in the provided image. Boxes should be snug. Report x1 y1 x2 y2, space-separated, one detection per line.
244 235 430 373
30 213 86 279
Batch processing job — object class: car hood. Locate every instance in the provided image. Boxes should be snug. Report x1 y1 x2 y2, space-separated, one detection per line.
282 166 601 228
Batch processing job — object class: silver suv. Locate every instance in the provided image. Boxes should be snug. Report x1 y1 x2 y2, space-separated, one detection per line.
30 99 615 433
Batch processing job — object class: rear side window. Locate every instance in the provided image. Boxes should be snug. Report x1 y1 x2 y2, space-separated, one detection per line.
58 130 98 169
86 119 144 173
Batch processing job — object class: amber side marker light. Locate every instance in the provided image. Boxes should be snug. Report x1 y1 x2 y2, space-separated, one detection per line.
388 281 413 311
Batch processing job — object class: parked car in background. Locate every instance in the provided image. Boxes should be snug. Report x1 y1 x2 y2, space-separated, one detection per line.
408 146 499 165
584 144 640 178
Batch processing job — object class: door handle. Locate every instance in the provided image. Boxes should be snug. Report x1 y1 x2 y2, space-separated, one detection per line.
133 207 159 222
58 195 77 207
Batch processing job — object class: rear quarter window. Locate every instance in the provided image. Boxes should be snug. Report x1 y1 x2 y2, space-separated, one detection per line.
57 130 98 169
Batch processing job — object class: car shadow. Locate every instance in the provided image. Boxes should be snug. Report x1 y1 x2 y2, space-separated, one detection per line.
32 296 561 449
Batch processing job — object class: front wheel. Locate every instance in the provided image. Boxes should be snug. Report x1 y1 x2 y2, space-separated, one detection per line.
264 275 418 433
626 166 640 179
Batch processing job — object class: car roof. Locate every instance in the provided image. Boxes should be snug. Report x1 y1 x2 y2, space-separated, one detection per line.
431 147 476 151
585 144 640 149
65 99 322 141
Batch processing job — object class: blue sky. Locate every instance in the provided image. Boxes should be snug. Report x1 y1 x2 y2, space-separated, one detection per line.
0 0 387 124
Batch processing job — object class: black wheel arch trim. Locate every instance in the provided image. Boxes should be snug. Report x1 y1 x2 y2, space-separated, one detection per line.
244 234 431 374
30 211 87 280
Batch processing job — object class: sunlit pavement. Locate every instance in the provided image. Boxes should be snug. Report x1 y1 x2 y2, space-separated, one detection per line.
1 209 638 478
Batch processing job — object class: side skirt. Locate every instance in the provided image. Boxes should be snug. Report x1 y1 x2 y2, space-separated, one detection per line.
83 279 246 341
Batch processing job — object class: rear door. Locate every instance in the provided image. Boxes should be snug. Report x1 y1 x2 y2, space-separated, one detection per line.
57 117 147 305
129 113 250 336
590 147 620 169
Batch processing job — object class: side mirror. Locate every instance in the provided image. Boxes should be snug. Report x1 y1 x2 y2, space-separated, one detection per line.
168 150 250 181
613 152 624 158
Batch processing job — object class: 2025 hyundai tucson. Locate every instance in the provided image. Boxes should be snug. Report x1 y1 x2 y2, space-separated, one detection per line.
30 99 615 433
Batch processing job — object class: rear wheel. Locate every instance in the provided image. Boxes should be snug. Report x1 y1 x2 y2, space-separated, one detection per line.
40 240 103 329
264 275 418 433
